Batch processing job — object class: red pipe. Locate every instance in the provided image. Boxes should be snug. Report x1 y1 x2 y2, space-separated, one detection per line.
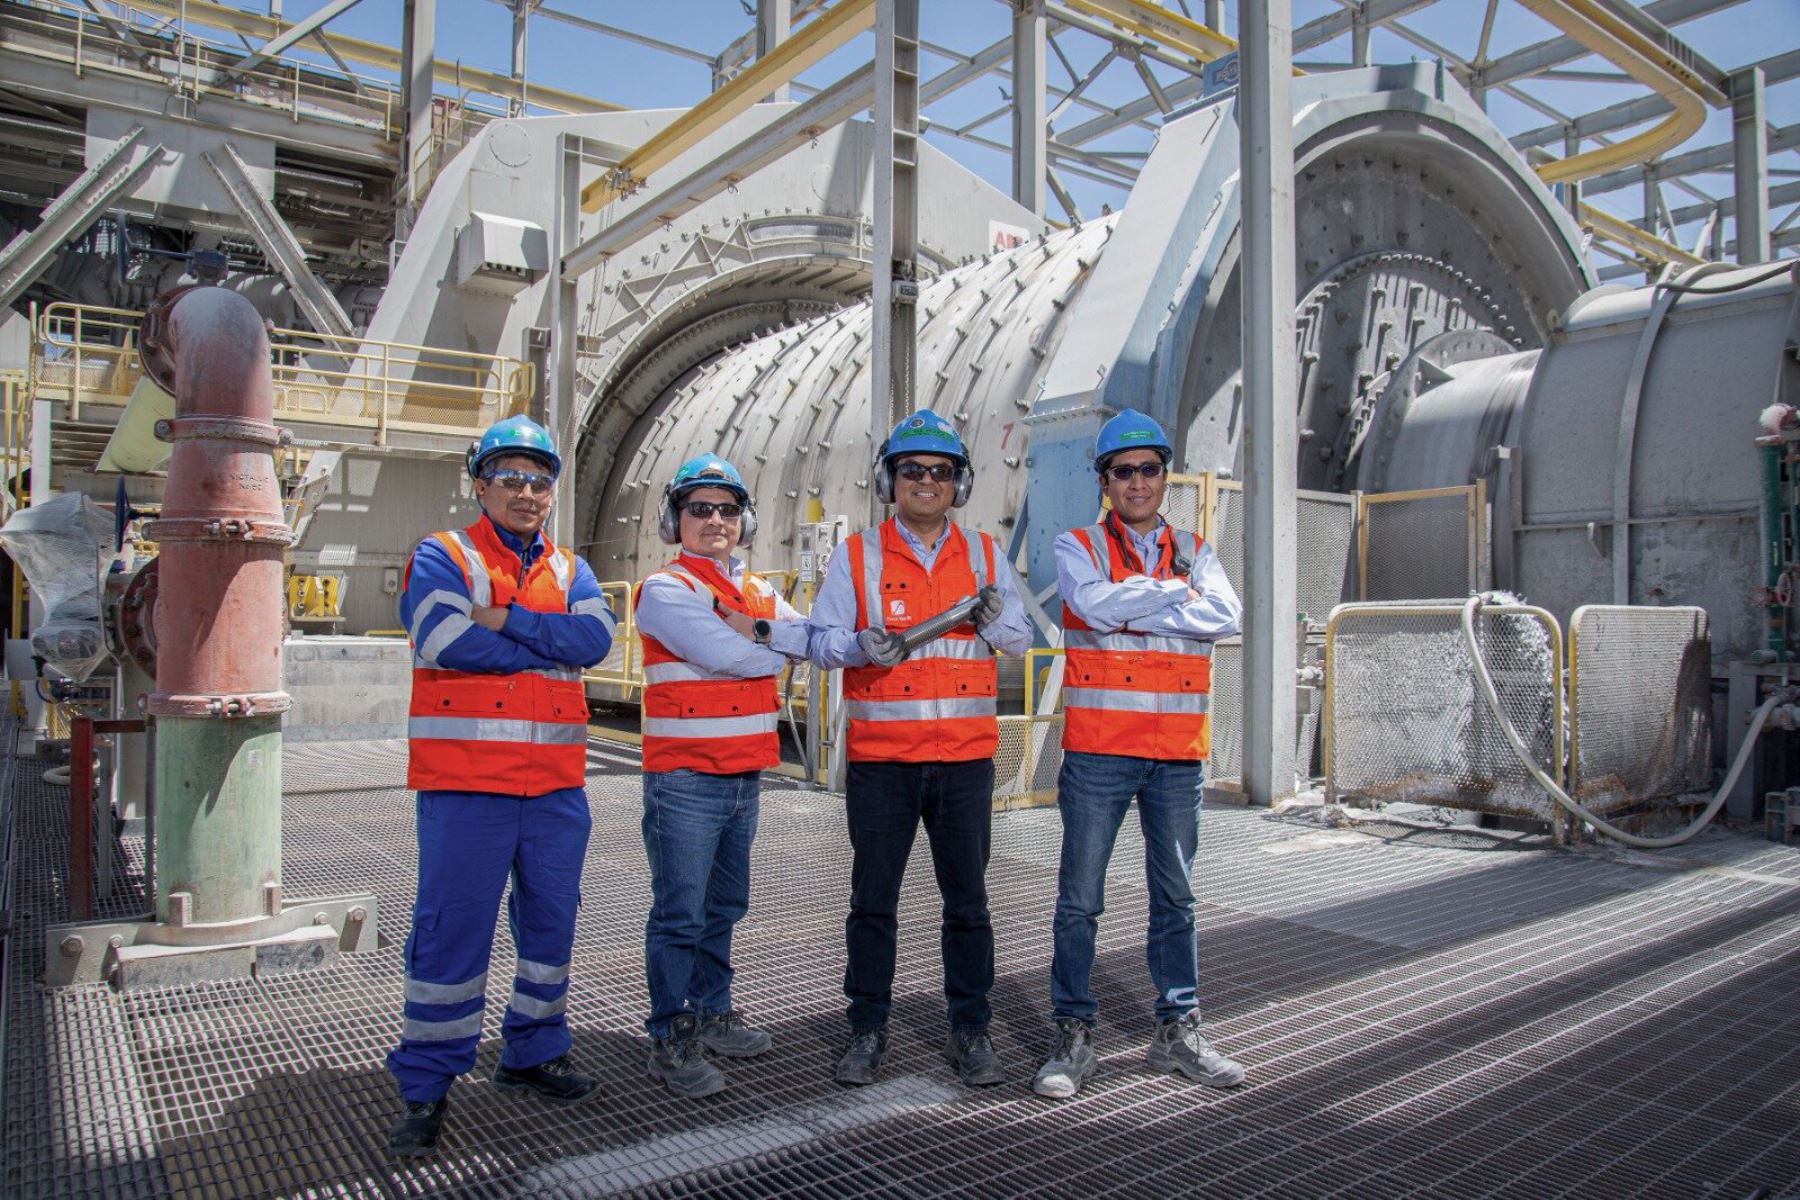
139 286 293 718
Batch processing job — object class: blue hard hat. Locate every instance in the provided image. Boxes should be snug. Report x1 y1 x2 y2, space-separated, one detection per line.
467 415 561 480
667 453 749 503
1093 410 1173 469
880 408 968 467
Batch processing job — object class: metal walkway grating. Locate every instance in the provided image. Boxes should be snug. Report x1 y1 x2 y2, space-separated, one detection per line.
5 736 1800 1198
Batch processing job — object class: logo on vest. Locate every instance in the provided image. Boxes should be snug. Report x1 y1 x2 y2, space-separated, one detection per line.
888 598 907 618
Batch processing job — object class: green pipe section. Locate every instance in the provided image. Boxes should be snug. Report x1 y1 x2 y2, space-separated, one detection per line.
153 716 283 925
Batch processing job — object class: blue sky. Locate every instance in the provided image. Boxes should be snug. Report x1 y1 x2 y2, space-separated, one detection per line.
222 0 1798 255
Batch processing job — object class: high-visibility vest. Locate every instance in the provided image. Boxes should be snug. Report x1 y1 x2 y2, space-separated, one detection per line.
407 516 589 794
843 518 998 764
1060 519 1213 761
633 556 781 775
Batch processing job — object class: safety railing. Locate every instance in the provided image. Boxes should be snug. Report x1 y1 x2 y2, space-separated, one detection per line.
30 303 533 444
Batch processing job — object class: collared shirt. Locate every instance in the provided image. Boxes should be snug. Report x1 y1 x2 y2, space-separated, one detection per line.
401 514 615 674
806 519 1035 668
635 551 810 678
1054 516 1241 640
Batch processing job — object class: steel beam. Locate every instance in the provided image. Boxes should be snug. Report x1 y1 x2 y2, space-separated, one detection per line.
0 126 164 312
401 0 435 210
871 0 920 523
561 63 876 278
1013 0 1047 216
1581 124 1800 198
201 144 354 338
510 0 530 115
1481 0 1742 90
582 0 875 212
1732 65 1770 265
1238 0 1297 806
1667 180 1800 229
220 0 367 80
760 0 793 102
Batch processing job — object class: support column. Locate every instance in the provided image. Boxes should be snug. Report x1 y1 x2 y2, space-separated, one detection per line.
1205 0 1223 32
1350 3 1370 67
1238 0 1298 806
550 136 581 548
758 0 792 102
400 0 436 212
1011 0 1047 217
1562 128 1582 219
1731 65 1769 265
871 0 920 524
510 0 529 116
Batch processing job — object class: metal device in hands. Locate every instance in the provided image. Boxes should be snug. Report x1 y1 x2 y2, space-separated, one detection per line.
895 594 981 655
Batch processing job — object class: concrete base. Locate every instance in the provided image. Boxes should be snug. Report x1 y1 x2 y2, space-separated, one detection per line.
283 635 411 743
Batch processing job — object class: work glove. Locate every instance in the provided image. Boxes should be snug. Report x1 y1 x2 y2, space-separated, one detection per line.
971 584 1004 629
857 626 908 667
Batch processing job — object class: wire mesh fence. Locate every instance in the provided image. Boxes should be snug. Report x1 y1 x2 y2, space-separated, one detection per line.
1359 484 1484 602
1568 605 1712 816
1325 603 1563 824
1209 483 1358 626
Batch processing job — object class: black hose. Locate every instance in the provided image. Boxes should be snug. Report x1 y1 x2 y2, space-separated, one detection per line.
1655 261 1795 295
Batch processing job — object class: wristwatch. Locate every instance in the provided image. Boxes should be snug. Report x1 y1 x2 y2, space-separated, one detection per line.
753 618 772 645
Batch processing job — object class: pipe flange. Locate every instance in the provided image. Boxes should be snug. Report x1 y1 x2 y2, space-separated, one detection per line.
157 416 285 447
147 691 292 718
144 517 295 546
114 558 159 676
138 284 208 396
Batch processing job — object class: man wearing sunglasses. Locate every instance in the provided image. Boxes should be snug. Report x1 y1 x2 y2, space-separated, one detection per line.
630 454 810 1098
1032 409 1245 1101
387 415 617 1157
806 409 1033 1088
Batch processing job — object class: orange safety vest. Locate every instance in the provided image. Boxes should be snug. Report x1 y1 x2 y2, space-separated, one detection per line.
407 516 589 794
844 518 998 764
1061 517 1213 762
633 556 781 775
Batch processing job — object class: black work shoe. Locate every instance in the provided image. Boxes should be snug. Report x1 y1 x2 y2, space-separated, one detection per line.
834 1027 889 1086
946 1026 1004 1087
388 1097 448 1158
492 1054 597 1104
1033 1018 1098 1099
1147 1011 1246 1088
699 1010 773 1058
648 1013 727 1098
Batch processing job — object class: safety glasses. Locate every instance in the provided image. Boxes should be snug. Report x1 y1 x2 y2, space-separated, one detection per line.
896 462 957 483
1105 461 1165 482
484 469 555 496
682 500 744 520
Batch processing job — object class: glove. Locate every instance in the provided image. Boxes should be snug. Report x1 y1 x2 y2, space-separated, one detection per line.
857 626 908 667
971 584 1003 629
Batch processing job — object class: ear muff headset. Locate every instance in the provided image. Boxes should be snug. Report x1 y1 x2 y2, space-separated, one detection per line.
659 485 758 547
874 456 974 507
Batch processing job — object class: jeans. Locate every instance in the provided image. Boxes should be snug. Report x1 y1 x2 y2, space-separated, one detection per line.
387 786 590 1103
642 768 761 1039
844 759 995 1032
1050 750 1204 1025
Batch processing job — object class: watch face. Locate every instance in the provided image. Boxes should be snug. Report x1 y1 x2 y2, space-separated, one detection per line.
754 618 772 641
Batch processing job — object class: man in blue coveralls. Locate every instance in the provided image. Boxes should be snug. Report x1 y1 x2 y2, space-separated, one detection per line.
386 415 616 1157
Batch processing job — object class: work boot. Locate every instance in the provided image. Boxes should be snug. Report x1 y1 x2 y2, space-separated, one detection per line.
492 1054 597 1104
387 1097 448 1158
834 1027 889 1086
945 1026 1004 1087
699 1009 773 1058
1032 1018 1098 1099
1146 1011 1245 1088
648 1013 727 1098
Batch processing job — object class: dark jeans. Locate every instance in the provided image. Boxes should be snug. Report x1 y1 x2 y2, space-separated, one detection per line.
843 758 995 1032
641 768 760 1039
1050 750 1204 1025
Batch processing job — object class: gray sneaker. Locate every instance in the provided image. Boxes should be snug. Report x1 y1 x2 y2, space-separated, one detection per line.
648 1013 727 1098
699 1010 773 1059
1147 1011 1245 1088
945 1026 1004 1087
1033 1018 1097 1099
834 1027 889 1086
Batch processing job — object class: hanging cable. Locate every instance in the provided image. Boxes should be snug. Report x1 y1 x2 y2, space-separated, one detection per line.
1461 594 1783 849
1654 261 1796 295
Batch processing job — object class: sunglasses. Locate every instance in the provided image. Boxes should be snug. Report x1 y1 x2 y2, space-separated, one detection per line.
484 469 555 496
896 462 957 483
682 500 744 520
1104 461 1166 482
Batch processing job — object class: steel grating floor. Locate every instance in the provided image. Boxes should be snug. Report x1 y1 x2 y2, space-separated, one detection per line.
5 735 1800 1199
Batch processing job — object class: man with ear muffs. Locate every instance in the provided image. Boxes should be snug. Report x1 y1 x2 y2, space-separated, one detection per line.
630 453 810 1098
805 409 1033 1089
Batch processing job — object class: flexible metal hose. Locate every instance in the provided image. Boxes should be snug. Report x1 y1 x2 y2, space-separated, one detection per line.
1460 595 1779 849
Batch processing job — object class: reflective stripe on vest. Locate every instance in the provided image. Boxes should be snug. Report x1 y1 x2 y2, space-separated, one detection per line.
844 519 998 763
1061 522 1214 762
635 558 781 775
407 517 588 795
